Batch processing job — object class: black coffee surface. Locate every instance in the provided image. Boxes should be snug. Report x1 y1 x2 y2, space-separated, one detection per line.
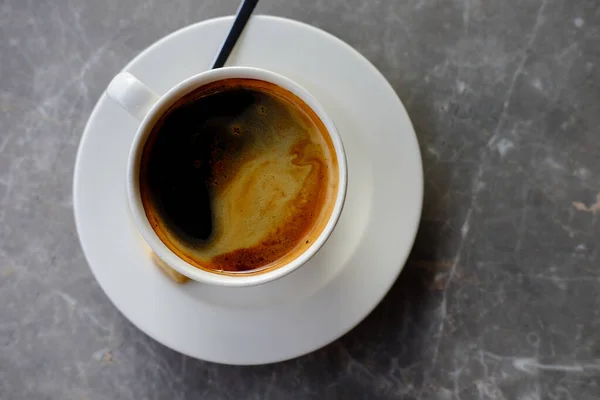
140 79 338 273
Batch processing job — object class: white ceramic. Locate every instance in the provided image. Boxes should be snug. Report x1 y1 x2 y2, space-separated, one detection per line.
105 67 348 287
73 15 423 365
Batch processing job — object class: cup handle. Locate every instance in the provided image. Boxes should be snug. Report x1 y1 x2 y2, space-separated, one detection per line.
106 72 160 121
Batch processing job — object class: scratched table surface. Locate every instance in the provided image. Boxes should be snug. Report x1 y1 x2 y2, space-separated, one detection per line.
1 0 600 398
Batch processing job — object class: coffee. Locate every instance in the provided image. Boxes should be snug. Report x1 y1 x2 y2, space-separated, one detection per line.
140 79 339 274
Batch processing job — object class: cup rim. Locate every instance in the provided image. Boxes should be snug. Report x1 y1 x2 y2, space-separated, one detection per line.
127 66 348 287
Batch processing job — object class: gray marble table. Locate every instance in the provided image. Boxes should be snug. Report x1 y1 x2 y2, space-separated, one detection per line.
2 0 600 398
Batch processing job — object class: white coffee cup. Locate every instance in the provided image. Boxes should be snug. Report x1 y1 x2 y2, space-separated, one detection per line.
106 67 347 287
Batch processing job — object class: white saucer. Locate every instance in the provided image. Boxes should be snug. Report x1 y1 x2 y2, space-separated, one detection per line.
73 16 422 365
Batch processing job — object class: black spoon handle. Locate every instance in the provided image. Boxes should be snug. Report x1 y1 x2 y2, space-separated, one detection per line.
211 0 260 69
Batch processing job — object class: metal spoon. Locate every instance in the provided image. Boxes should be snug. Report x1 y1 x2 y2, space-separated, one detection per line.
211 0 260 69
